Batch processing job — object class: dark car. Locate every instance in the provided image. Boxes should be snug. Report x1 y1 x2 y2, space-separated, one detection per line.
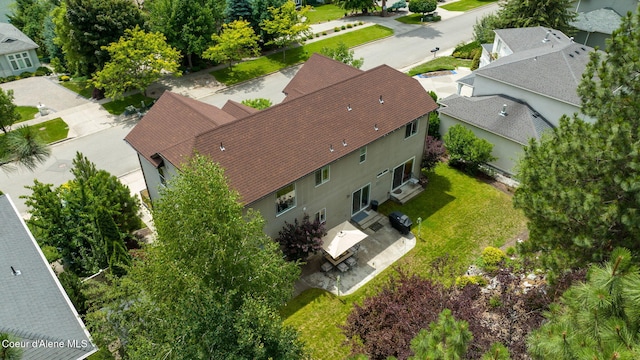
389 211 412 235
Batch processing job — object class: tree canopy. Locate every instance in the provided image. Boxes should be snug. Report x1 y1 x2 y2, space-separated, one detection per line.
409 309 473 360
260 1 311 60
443 124 496 174
320 42 364 69
202 19 260 69
111 154 303 358
408 0 436 17
498 0 576 36
92 26 182 99
0 88 20 134
513 6 640 271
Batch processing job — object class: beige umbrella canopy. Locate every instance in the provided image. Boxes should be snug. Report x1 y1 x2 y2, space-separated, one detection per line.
322 221 368 259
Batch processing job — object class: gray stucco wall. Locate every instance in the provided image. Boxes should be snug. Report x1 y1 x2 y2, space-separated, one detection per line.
248 115 429 239
471 76 584 126
439 113 527 175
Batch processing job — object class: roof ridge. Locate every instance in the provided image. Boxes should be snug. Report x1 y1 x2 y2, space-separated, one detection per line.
166 92 234 124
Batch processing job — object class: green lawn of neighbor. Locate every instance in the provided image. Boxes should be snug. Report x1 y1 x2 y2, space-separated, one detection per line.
211 25 393 85
102 93 155 115
32 117 68 143
16 106 39 122
407 56 473 76
396 13 441 25
306 4 345 23
441 0 499 12
282 164 527 359
61 77 93 99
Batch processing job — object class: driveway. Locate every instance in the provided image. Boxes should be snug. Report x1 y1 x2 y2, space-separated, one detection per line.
0 76 90 112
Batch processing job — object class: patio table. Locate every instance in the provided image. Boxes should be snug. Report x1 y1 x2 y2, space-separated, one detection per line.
324 250 354 266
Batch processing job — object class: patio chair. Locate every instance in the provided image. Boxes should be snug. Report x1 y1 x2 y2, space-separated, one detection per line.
337 262 349 272
345 257 357 268
321 262 333 272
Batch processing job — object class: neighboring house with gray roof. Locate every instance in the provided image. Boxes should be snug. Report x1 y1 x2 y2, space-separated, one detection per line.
0 194 97 360
571 0 638 49
125 54 438 238
443 27 598 175
0 23 40 77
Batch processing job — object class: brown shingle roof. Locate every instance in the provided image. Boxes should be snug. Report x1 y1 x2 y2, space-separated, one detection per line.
221 100 259 118
124 91 238 166
158 64 437 205
282 53 363 101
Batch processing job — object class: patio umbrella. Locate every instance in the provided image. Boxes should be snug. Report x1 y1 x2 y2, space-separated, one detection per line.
322 221 368 259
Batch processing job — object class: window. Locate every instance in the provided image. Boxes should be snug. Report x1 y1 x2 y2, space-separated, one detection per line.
352 184 370 215
315 208 326 224
377 169 389 178
359 147 367 163
275 183 296 215
315 165 330 186
6 52 33 71
158 166 167 186
405 119 418 138
392 158 414 190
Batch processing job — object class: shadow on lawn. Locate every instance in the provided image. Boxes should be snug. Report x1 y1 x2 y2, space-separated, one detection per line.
280 288 338 319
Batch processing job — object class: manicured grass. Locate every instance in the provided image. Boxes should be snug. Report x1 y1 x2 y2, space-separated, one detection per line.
32 117 68 143
282 164 527 359
396 13 440 25
211 25 393 85
16 106 38 122
102 93 155 115
306 4 345 24
407 56 473 76
61 77 93 98
440 0 499 12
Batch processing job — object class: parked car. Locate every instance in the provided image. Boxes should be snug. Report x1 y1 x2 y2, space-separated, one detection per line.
389 211 412 235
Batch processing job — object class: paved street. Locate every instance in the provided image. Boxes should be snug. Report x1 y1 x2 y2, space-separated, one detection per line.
0 2 498 216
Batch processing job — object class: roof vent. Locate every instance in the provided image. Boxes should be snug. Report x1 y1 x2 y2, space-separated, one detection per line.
581 46 587 51
342 139 347 147
329 144 334 152
219 142 225 151
569 53 574 58
347 104 352 111
11 266 21 276
542 30 551 43
2 38 15 43
499 104 508 117
379 95 384 104
374 124 379 131
575 50 580 54
534 56 537 61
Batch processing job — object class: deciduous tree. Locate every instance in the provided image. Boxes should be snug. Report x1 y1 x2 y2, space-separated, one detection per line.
513 6 640 271
260 1 311 60
408 0 436 18
422 135 445 172
0 88 20 134
320 42 364 69
443 124 496 173
92 26 182 99
202 19 260 69
336 0 375 15
241 97 273 109
114 155 304 358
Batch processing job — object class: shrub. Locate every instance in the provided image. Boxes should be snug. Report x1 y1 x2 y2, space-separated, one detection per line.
59 75 70 82
41 245 62 263
341 25 346 30
347 23 353 28
58 270 88 315
50 57 66 73
19 71 33 78
443 124 496 173
471 49 481 70
315 33 320 37
479 246 506 273
241 98 273 110
453 41 481 59
358 21 363 25
322 31 327 36
277 213 326 261
422 135 445 172
6 75 18 82
505 246 516 257
334 27 340 32
489 295 502 308
35 66 52 76
428 111 440 139
455 275 487 288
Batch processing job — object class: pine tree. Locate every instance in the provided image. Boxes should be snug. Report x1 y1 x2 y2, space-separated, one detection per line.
409 309 473 360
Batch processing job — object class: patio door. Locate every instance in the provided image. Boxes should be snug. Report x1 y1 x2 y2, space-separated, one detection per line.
352 184 370 215
392 158 414 190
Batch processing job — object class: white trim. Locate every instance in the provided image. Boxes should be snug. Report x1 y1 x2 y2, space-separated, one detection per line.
314 165 330 187
359 146 367 164
315 208 327 224
404 119 419 139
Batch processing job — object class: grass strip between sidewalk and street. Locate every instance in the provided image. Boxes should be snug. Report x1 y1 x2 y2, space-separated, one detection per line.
33 118 68 143
282 164 526 359
102 93 155 115
407 56 473 76
440 0 499 12
211 25 394 85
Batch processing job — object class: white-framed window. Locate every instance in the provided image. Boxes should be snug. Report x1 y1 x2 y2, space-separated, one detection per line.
6 52 33 71
405 119 418 138
276 183 296 215
315 165 330 186
359 146 367 163
158 165 167 186
377 169 389 178
315 208 326 224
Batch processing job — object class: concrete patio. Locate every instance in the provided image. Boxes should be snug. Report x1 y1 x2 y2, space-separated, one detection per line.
294 213 415 296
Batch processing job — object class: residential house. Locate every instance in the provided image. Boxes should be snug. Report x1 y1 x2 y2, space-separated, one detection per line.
571 0 638 49
125 54 438 238
0 23 40 77
442 27 597 175
0 194 97 360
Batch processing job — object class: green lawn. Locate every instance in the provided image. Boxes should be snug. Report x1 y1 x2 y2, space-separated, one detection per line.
32 117 69 143
211 25 394 85
306 4 345 24
407 56 473 76
396 13 441 25
282 164 527 359
61 77 93 98
102 93 155 115
440 0 499 12
16 106 38 122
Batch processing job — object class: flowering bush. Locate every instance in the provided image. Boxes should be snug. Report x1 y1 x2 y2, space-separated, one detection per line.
277 214 326 261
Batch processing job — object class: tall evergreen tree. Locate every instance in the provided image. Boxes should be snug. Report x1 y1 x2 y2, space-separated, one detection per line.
409 309 473 360
527 248 640 359
498 0 576 35
513 5 640 271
